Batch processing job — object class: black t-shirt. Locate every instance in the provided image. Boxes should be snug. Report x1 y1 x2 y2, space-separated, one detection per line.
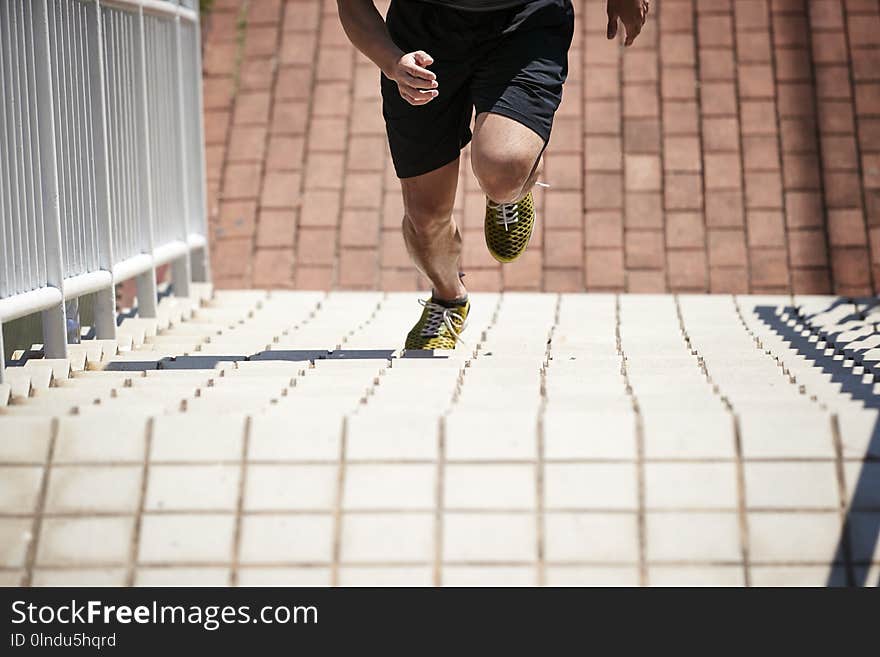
416 0 530 10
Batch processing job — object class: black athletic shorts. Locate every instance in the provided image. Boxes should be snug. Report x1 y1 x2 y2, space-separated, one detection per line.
381 0 575 179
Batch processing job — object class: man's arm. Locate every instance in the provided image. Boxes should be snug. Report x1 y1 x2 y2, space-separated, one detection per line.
337 0 439 106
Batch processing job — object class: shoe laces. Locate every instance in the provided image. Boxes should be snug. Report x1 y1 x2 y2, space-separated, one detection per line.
488 199 520 232
488 183 548 232
418 299 468 345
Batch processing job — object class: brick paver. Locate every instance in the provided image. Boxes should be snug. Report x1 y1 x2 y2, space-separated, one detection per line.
202 0 880 295
1 289 878 586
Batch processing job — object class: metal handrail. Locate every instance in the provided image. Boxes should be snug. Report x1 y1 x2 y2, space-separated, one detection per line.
0 0 210 383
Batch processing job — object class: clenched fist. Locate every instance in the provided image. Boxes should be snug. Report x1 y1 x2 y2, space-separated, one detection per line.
607 0 650 47
386 50 439 106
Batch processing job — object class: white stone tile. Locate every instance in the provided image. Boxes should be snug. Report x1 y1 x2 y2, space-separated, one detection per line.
207 376 294 393
369 382 458 406
444 464 535 510
744 462 839 509
2 370 32 399
145 465 240 511
343 464 436 510
837 410 880 459
443 513 535 562
37 517 133 566
750 566 848 587
0 571 23 586
738 409 835 458
341 512 433 563
339 566 433 586
345 413 439 461
544 463 637 510
544 565 640 586
644 463 738 509
543 409 637 460
0 418 53 463
442 566 536 586
46 466 142 513
32 568 127 587
545 367 624 386
646 512 741 562
454 395 541 414
843 462 880 509
544 393 632 414
239 514 333 564
0 518 34 568
248 414 342 462
544 513 638 563
748 512 843 562
138 514 235 564
27 360 70 384
54 416 148 463
237 567 331 586
151 414 246 462
444 411 538 461
0 466 43 513
135 567 231 586
647 566 745 587
387 357 466 371
642 409 736 459
245 464 337 511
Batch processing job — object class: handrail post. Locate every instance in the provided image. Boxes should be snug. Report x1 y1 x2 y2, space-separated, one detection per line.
0 324 6 384
88 0 118 340
133 4 157 319
33 0 69 360
189 1 210 284
171 254 192 299
171 7 192 299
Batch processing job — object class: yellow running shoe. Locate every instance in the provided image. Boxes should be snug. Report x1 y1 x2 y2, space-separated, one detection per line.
404 298 470 351
484 190 536 263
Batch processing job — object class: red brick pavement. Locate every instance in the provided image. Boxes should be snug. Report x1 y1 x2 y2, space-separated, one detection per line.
201 0 880 295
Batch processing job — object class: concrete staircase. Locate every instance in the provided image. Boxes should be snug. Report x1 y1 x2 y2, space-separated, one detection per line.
0 290 877 586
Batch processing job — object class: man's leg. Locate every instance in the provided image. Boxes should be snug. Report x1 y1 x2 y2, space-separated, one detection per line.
470 112 546 205
400 157 467 302
470 112 546 263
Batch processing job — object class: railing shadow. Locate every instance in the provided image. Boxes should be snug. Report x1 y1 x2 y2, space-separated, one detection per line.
753 302 879 587
100 348 436 371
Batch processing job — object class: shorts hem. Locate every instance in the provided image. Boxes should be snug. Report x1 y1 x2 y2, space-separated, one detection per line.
393 134 473 179
477 105 552 144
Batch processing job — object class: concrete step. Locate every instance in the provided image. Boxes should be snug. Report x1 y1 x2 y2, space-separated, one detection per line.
1 291 877 587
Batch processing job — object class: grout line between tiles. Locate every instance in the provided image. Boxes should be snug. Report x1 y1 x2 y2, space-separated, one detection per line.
731 414 753 587
615 295 648 586
433 416 445 587
829 413 856 586
329 415 348 586
21 417 59 587
124 416 153 587
229 414 252 587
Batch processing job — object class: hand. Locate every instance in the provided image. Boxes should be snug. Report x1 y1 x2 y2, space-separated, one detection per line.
386 50 438 106
607 0 650 47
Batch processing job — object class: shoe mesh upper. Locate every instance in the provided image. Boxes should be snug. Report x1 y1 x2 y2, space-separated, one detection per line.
404 299 470 351
484 191 536 263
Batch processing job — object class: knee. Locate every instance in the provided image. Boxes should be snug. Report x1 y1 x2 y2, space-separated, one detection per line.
472 149 534 204
403 198 455 237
